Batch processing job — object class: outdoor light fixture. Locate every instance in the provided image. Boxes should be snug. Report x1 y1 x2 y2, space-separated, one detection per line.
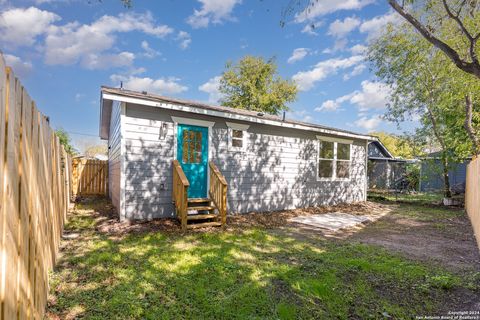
159 122 168 140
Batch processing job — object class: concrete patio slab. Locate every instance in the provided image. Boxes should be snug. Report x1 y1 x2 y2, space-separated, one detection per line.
289 212 372 231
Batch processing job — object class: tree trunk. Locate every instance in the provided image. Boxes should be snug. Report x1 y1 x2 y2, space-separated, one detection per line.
425 102 451 198
464 94 480 156
441 154 452 198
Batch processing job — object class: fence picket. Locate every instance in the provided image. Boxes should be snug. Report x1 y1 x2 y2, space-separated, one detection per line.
71 159 108 197
0 53 71 319
466 157 480 249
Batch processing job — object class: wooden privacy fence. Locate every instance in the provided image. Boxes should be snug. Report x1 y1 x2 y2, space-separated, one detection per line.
0 54 71 319
465 156 480 249
72 158 108 197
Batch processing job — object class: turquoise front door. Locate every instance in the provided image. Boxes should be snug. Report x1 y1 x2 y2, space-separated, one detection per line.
177 124 209 198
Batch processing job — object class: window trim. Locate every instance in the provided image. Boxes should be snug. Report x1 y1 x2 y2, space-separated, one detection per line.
226 122 249 152
316 136 353 181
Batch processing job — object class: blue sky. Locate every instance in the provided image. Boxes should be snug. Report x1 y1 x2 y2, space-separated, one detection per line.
0 0 416 150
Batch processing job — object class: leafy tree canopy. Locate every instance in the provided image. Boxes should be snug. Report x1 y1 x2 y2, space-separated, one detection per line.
84 144 108 158
369 22 480 160
370 131 426 159
219 56 298 115
55 128 78 156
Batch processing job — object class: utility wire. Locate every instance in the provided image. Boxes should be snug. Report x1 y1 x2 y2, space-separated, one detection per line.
66 131 99 137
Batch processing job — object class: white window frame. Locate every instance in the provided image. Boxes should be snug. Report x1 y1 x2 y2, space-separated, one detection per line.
226 122 249 152
316 135 353 181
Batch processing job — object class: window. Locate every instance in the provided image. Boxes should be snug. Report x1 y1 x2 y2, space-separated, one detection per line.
318 141 334 178
231 129 244 148
317 137 352 180
226 122 249 151
182 130 203 164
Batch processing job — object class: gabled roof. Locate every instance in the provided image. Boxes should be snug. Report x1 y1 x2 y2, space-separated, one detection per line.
368 140 394 159
99 86 376 141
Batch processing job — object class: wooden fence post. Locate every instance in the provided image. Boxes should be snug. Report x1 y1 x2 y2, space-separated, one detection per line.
0 52 71 319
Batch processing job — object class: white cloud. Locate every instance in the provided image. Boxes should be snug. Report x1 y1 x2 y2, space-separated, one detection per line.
292 55 364 91
354 115 382 130
110 74 188 95
287 48 309 64
141 41 160 58
75 93 84 101
327 16 360 38
348 80 391 110
176 31 191 49
81 52 135 70
359 11 401 41
322 38 349 54
343 63 366 80
199 76 223 103
3 54 33 77
301 20 324 36
319 80 390 112
349 44 367 55
316 100 340 112
295 0 375 22
187 0 242 28
315 94 352 112
44 12 173 67
0 7 60 47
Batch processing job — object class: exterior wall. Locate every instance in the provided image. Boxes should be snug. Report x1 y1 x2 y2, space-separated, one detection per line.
108 101 122 213
420 159 469 192
368 160 407 190
121 103 368 220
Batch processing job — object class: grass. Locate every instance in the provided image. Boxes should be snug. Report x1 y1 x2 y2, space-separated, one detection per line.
368 191 464 221
48 199 477 319
368 191 444 205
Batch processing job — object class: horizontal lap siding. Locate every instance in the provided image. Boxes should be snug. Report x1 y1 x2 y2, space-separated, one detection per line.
122 103 367 219
108 101 121 212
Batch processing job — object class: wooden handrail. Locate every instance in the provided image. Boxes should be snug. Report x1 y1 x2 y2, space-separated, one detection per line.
172 160 189 230
209 161 227 226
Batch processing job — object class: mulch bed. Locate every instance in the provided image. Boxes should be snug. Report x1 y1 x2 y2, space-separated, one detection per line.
75 197 387 236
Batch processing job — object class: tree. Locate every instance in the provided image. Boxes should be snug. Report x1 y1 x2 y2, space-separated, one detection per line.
369 22 480 197
84 144 108 158
388 0 480 79
370 131 425 159
282 0 480 154
387 0 480 155
55 128 78 156
219 56 298 115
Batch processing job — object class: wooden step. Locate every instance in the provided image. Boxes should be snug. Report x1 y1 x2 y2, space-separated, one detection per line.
187 206 215 211
187 221 222 229
187 213 218 221
188 198 211 204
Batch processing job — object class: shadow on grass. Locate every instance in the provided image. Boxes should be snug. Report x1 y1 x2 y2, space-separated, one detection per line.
47 198 480 319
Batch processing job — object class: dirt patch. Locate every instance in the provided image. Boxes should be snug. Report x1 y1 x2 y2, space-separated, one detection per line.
350 205 480 274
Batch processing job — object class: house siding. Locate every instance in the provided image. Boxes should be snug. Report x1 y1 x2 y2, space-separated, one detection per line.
108 101 122 213
420 159 469 191
121 103 367 220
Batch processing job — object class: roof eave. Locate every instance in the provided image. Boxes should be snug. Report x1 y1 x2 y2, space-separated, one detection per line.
101 90 376 141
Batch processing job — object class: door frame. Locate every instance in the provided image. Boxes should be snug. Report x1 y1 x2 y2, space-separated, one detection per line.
172 116 215 197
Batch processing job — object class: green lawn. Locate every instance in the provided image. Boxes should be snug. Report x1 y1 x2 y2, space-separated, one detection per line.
48 199 478 319
368 191 444 205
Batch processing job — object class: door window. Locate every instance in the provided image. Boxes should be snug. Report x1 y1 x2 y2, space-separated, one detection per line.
182 130 203 164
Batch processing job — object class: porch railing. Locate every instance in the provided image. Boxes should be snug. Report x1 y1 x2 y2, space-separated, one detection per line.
172 160 189 230
209 161 228 226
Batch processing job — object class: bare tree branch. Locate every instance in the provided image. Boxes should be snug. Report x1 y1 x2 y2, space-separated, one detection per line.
388 0 480 79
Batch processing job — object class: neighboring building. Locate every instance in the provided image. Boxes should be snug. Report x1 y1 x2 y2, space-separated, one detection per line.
419 152 471 192
367 140 412 190
99 87 374 224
